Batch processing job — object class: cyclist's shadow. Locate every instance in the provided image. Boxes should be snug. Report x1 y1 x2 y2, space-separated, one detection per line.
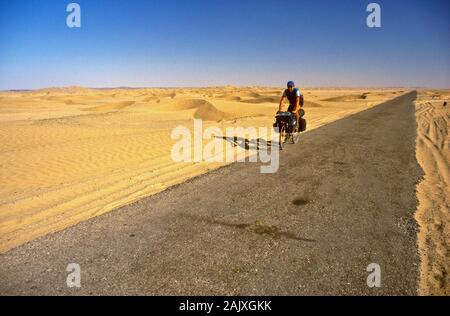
215 136 273 151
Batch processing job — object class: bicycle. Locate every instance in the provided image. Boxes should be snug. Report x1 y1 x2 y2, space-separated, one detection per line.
274 111 300 150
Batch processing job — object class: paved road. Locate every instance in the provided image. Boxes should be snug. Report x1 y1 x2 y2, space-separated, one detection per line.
0 92 422 295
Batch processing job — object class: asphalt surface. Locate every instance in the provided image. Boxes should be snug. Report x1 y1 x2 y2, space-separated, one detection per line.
0 91 422 295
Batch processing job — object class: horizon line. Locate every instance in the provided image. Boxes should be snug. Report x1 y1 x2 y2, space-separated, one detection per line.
1 84 448 93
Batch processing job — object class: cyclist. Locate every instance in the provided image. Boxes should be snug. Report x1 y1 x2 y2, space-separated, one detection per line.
277 81 304 132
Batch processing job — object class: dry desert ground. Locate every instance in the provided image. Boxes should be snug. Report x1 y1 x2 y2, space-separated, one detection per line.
414 89 450 295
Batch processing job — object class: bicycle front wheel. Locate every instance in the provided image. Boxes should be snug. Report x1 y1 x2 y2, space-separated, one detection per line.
279 124 287 150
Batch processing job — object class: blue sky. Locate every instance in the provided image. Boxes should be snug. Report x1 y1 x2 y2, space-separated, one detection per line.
0 0 449 89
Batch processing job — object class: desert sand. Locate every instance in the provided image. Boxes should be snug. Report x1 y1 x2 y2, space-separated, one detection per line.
414 89 450 295
0 87 404 254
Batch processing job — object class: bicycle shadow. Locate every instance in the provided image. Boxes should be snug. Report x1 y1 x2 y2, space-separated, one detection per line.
215 136 273 151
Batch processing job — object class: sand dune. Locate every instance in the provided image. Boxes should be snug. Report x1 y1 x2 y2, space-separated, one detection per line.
155 99 213 111
82 101 136 112
303 100 323 108
142 96 160 102
414 90 450 295
0 87 403 253
240 96 279 104
153 99 234 121
216 95 242 102
322 94 368 102
191 101 233 121
236 91 262 98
